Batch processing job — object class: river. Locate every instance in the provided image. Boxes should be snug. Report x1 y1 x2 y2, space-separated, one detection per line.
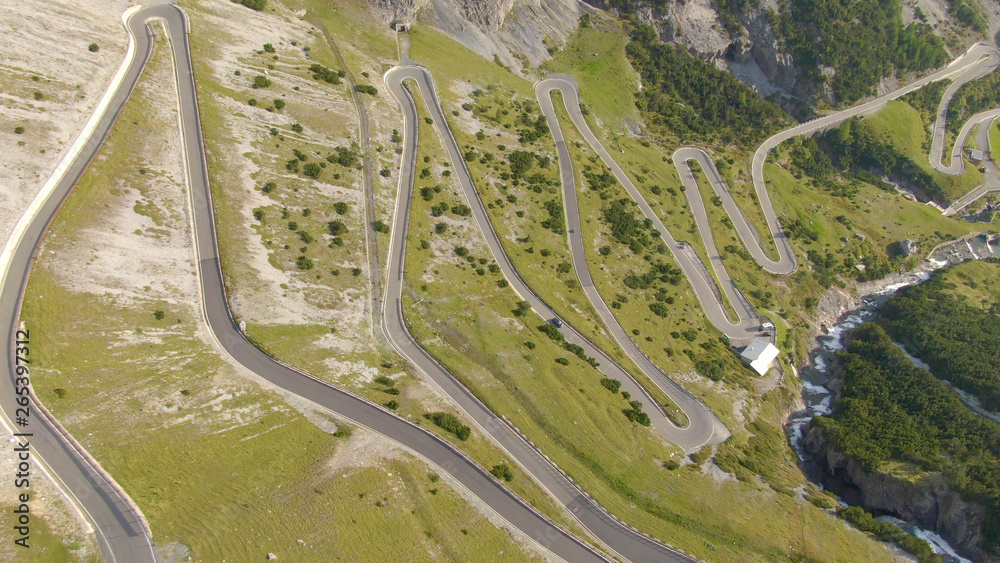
785 234 999 563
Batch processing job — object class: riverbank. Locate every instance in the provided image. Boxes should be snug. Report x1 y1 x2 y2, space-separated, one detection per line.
785 234 1000 562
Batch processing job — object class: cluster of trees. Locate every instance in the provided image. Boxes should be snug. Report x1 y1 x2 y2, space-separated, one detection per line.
625 23 790 146
948 0 987 32
839 506 942 562
604 198 657 253
540 199 566 235
879 267 1000 411
946 71 1000 134
774 0 948 103
516 108 550 143
822 118 947 203
817 323 1000 553
309 64 343 85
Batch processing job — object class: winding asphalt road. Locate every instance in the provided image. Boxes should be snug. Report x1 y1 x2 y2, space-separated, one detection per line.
0 5 627 563
5 4 1000 563
537 43 1000 343
384 66 704 562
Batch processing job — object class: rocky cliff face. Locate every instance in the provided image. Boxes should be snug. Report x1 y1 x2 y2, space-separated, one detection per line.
804 425 998 562
367 0 584 74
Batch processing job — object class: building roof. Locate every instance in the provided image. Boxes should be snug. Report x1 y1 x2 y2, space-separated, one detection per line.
740 338 780 376
970 149 985 162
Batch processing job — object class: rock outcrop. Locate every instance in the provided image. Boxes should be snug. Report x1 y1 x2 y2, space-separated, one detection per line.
367 0 585 74
805 425 998 562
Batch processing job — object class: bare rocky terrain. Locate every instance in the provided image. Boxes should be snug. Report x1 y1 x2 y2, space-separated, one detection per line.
0 0 130 262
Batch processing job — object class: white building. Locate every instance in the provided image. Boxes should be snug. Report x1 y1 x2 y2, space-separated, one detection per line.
740 338 779 376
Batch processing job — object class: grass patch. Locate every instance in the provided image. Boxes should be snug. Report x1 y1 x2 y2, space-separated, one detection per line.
863 100 983 202
401 31 893 562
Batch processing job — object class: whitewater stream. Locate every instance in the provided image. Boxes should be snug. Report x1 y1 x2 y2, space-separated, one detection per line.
784 234 1000 562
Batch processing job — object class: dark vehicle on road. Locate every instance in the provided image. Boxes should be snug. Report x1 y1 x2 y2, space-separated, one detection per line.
551 317 563 328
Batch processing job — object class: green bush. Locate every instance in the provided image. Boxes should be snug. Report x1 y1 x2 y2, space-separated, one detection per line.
424 412 471 440
490 463 514 482
252 75 271 89
296 256 313 270
309 64 341 85
273 99 285 110
88 43 99 52
326 220 347 236
302 162 321 179
232 0 267 10
600 378 622 393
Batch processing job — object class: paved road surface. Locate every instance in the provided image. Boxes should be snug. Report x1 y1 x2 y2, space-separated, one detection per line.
385 65 704 562
4 4 998 562
0 6 620 563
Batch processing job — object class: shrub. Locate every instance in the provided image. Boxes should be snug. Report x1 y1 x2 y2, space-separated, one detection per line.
88 43 99 52
153 310 165 320
356 84 378 95
424 412 471 440
450 204 471 216
302 162 321 179
309 64 341 84
33 91 43 100
53 388 68 399
326 220 347 236
663 459 679 470
273 99 285 110
385 400 399 410
333 202 348 215
649 302 670 317
490 463 514 482
291 123 303 133
374 375 394 386
524 341 535 349
232 0 267 10
252 75 272 89
14 126 24 134
296 256 314 270
424 117 433 125
555 357 570 365
262 43 275 53
351 267 362 276
374 220 390 234
536 324 564 342
601 378 622 393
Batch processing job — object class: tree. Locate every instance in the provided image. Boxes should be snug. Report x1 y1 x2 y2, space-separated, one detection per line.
252 75 272 89
296 256 314 270
273 99 285 110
